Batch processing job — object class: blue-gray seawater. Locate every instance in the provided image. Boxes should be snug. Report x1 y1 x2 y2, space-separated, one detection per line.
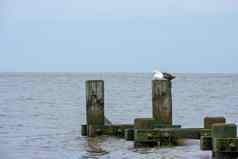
0 73 238 159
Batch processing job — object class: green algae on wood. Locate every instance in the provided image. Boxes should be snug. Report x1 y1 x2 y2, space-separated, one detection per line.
152 80 172 126
212 123 238 159
86 124 134 137
86 80 104 126
125 128 134 141
134 128 211 142
200 136 213 150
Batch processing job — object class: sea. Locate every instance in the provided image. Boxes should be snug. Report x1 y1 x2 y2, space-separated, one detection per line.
0 73 238 159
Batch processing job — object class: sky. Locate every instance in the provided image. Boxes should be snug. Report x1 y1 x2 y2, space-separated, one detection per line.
1 0 238 73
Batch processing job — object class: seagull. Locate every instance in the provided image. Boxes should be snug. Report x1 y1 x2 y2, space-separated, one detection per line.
152 70 164 80
153 70 176 81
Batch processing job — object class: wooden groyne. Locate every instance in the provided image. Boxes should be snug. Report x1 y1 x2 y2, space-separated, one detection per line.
81 80 238 159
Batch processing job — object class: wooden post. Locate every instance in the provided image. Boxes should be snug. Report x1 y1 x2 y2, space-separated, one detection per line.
204 117 226 129
152 80 172 126
200 117 226 151
134 118 159 147
86 80 104 137
212 124 237 159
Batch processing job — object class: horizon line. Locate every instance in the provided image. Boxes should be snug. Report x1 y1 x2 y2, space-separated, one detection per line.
0 71 237 75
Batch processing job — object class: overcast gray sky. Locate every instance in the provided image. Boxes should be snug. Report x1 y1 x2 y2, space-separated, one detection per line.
1 0 238 73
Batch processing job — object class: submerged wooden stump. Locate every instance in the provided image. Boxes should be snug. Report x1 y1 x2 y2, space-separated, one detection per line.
134 118 159 147
212 123 238 159
152 80 172 126
200 116 226 151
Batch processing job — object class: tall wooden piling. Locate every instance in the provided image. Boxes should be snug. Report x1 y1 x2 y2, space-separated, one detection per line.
86 80 104 125
152 80 172 126
86 80 104 136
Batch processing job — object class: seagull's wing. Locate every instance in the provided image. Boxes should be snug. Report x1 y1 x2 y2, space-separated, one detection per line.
163 72 176 80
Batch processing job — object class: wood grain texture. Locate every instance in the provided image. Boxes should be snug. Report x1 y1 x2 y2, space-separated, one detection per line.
86 80 104 125
152 80 172 126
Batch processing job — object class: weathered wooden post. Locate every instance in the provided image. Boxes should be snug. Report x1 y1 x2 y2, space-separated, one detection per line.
204 117 226 129
152 80 172 127
200 117 226 150
86 80 104 137
134 118 159 147
134 80 173 147
212 123 238 159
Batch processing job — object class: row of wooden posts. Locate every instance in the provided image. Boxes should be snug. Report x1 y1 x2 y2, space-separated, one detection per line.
81 80 238 159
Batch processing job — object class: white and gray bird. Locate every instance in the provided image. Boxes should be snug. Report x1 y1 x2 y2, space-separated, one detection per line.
153 70 175 81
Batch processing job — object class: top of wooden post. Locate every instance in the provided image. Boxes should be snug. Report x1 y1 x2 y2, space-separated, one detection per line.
86 80 104 83
212 123 237 138
204 117 226 129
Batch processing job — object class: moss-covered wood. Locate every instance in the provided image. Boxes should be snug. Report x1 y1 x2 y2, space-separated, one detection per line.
134 118 181 130
212 124 237 139
200 136 212 150
161 128 210 139
213 152 238 159
168 128 211 139
87 124 134 137
112 124 134 137
86 80 104 125
135 118 159 129
213 138 238 152
152 80 172 126
212 123 238 158
135 129 161 142
134 128 211 142
125 128 134 141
